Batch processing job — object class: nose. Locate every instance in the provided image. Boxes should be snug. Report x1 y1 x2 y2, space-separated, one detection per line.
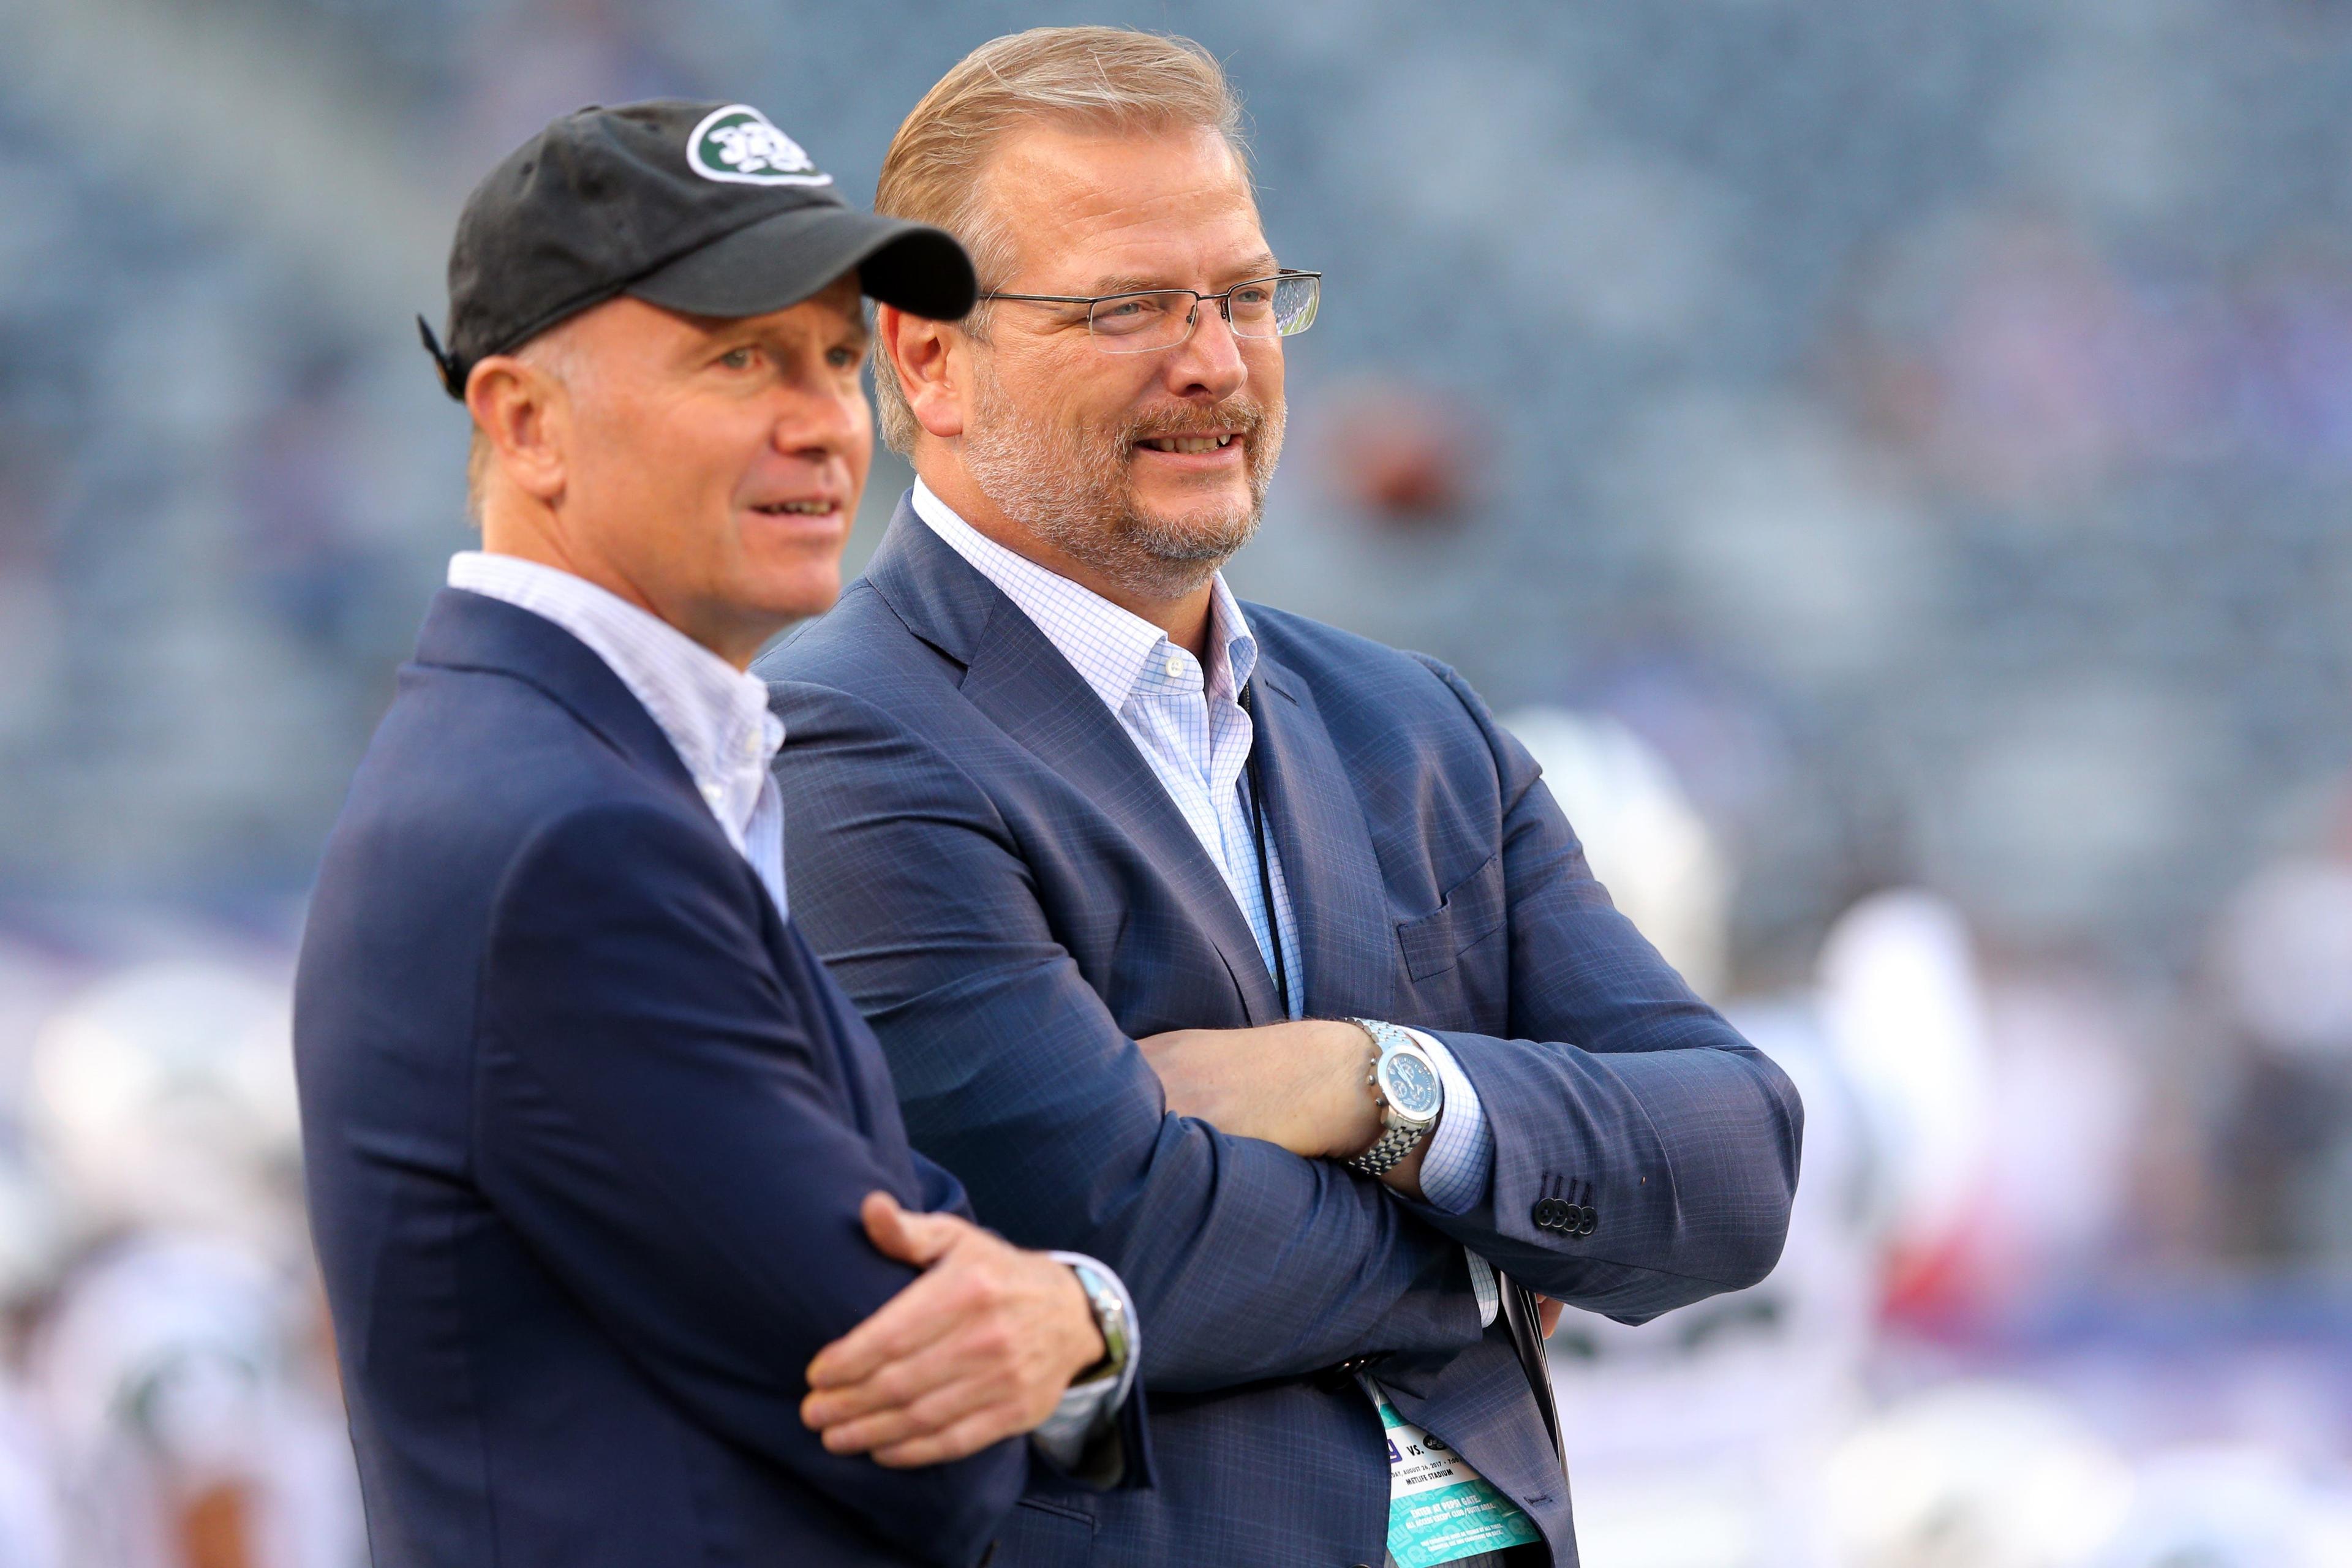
1159 298 1249 402
771 380 862 462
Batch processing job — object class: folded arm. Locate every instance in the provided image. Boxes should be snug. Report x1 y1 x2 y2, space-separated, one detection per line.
1409 660 1801 1320
801 1190 1120 1472
1140 663 1803 1325
769 682 1479 1393
475 801 1098 1564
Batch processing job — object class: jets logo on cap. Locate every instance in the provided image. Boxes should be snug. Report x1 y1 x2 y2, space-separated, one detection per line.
687 104 832 187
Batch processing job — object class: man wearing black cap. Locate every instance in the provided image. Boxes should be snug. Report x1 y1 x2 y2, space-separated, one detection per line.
294 101 1144 1568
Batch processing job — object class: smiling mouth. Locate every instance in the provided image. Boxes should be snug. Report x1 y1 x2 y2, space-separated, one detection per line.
1137 434 1239 454
750 499 841 516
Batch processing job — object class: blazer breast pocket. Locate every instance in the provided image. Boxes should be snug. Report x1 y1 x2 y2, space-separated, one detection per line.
1395 851 1507 983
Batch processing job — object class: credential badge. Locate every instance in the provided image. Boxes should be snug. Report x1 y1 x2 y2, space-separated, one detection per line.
687 104 833 187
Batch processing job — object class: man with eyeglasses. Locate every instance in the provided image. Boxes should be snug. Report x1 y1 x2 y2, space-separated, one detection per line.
759 27 1801 1568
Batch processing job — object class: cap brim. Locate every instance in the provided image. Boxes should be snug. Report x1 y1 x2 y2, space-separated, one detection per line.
626 205 976 322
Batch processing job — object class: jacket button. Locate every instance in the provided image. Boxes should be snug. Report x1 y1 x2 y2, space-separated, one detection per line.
1577 1206 1597 1236
1530 1198 1561 1230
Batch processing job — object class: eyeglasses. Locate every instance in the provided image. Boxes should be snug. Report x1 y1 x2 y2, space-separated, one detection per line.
981 270 1322 354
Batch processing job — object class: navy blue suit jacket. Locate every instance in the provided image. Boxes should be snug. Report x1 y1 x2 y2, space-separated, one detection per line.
295 587 1139 1568
760 501 1803 1566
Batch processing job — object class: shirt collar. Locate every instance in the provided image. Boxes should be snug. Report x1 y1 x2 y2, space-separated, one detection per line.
1208 574 1258 703
910 479 1257 711
446 552 781 843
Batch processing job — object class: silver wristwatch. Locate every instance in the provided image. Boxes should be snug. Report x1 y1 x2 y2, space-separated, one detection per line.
1344 1018 1443 1177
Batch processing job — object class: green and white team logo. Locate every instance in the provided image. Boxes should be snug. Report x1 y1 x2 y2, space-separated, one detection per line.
687 104 832 187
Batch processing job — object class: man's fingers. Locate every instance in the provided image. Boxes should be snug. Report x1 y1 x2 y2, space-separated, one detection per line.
857 1191 913 1261
805 1288 1044 1442
1537 1294 1565 1338
859 1191 966 1269
811 1356 1006 1455
803 1315 979 1427
805 1246 970 1390
806 1227 1093 1466
872 1410 1023 1469
808 1194 974 1386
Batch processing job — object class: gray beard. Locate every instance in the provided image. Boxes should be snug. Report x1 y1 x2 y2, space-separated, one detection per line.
960 369 1285 603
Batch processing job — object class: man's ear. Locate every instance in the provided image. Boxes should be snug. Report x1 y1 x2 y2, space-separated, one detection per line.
464 354 570 505
878 303 967 441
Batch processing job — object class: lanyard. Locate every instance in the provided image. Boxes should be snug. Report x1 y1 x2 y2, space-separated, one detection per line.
1238 681 1292 1018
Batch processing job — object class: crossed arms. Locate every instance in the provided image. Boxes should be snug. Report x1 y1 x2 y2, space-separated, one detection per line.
474 801 1120 1562
769 669 1803 1393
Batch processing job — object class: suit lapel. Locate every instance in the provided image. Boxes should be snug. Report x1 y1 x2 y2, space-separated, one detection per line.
1248 646 1396 1022
865 505 1284 1023
418 587 706 816
959 598 1286 1024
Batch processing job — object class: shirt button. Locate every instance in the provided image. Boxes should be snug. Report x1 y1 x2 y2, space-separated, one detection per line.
1165 655 1183 677
701 782 723 804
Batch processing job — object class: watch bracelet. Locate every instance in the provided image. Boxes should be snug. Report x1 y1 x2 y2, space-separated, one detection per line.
1343 1017 1433 1176
1345 1120 1426 1177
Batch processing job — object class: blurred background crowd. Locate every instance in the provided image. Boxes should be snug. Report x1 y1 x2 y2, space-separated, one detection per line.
3 1 2352 1564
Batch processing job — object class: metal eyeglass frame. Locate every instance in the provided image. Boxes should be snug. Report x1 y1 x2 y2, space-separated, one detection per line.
979 270 1322 353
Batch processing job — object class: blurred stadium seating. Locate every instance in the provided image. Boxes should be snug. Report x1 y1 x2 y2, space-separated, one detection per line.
5 2 2352 1564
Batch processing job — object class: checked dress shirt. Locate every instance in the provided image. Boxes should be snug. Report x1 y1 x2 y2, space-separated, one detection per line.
908 483 1502 1318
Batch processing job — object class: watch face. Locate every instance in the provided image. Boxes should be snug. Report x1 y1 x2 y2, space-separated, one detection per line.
1382 1049 1442 1120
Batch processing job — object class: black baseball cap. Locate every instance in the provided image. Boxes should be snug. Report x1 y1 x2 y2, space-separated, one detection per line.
418 99 976 399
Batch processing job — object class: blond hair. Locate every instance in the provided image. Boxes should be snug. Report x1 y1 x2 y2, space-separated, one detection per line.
871 26 1248 454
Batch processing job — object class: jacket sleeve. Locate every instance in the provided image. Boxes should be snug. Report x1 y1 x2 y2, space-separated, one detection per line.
912 1147 976 1221
1398 658 1806 1324
769 680 1479 1393
473 799 1025 1568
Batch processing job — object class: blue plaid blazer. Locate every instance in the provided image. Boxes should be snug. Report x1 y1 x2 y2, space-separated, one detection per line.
760 499 1803 1567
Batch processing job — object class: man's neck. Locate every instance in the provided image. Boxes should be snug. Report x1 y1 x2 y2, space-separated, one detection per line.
916 466 1215 661
479 505 766 670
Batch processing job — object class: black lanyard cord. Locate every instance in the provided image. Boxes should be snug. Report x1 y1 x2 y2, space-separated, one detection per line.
1238 682 1292 1019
